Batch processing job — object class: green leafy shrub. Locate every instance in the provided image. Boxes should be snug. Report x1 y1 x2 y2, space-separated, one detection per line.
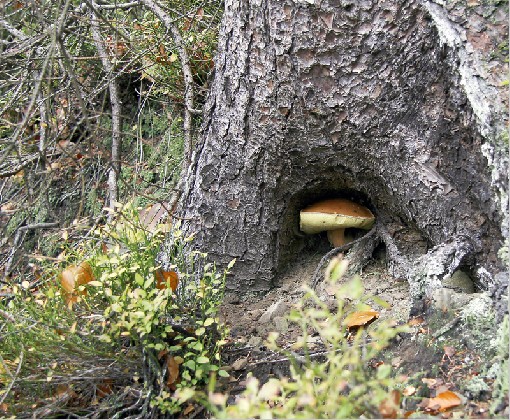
0 202 230 417
201 257 410 419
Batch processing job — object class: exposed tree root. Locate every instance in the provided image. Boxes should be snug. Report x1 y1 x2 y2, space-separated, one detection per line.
310 225 377 290
311 220 476 301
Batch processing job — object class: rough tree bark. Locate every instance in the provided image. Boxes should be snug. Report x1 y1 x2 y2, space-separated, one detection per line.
176 0 508 297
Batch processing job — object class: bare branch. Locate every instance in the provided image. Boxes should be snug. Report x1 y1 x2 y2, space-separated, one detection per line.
0 18 27 40
93 0 141 10
89 10 122 210
140 0 196 164
18 222 59 231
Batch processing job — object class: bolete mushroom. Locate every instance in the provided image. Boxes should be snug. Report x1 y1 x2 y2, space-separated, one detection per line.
299 198 375 247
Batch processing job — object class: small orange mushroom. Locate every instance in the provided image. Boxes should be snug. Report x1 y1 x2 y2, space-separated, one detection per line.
344 309 380 332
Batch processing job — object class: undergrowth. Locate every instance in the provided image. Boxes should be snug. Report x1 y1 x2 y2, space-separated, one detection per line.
0 202 230 418
180 258 413 419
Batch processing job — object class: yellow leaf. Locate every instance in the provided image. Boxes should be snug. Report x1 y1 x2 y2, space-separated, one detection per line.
87 281 102 287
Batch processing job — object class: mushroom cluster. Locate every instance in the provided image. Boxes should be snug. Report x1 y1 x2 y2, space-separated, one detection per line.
300 198 375 247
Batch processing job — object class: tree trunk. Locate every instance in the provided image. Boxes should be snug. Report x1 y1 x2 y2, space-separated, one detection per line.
177 0 508 296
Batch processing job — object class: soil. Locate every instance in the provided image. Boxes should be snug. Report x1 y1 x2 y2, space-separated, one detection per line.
220 252 411 345
218 250 508 418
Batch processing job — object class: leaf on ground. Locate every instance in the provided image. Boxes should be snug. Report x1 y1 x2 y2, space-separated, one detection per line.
402 385 416 396
422 390 461 412
183 404 195 415
422 377 437 387
96 380 113 399
231 357 248 371
443 346 455 357
379 390 401 419
56 384 77 401
166 356 180 387
408 316 425 326
60 269 76 293
60 261 94 295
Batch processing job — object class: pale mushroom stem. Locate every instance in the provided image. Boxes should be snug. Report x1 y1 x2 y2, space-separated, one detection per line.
327 228 346 247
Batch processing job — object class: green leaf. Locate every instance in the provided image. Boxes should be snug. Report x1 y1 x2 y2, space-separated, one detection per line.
371 295 391 309
135 273 144 286
218 370 230 378
175 387 195 403
377 363 391 380
195 327 205 336
196 356 209 364
184 360 196 371
203 318 215 327
111 303 122 312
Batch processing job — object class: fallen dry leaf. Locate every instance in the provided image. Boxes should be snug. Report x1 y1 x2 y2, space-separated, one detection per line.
0 202 15 212
183 404 195 415
443 346 455 358
402 385 416 396
391 357 402 367
155 269 179 291
324 284 338 296
408 316 425 326
422 377 437 387
96 379 113 399
379 390 401 419
60 261 94 294
157 349 168 360
422 390 461 413
231 357 248 371
166 356 180 387
55 384 78 402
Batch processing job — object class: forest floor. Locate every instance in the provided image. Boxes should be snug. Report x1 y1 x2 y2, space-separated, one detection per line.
219 251 507 418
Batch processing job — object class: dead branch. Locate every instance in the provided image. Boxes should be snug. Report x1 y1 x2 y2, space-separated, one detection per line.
0 350 24 405
140 0 197 178
89 10 122 210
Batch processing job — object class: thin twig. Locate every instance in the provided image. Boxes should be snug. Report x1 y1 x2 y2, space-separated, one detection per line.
18 222 59 231
140 0 198 198
432 316 460 338
0 350 24 405
89 9 122 210
0 309 15 322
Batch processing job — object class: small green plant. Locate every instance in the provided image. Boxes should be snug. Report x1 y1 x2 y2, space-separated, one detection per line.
199 257 410 419
0 202 230 417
